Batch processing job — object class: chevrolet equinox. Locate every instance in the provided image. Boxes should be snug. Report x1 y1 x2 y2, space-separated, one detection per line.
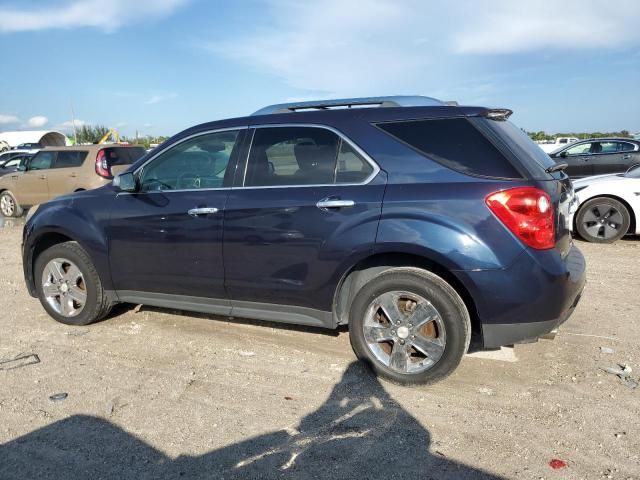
22 96 586 384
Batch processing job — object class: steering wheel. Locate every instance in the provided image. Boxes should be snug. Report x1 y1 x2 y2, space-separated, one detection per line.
177 172 201 189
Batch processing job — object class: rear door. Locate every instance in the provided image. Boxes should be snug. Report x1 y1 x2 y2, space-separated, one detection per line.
46 150 87 198
223 125 385 317
13 150 54 206
108 129 245 304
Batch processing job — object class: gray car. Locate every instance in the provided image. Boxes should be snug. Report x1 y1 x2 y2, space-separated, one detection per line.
549 137 640 178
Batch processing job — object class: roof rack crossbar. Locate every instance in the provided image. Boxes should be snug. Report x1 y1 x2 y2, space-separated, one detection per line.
251 95 445 116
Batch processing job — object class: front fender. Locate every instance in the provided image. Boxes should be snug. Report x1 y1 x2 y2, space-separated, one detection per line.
23 196 113 296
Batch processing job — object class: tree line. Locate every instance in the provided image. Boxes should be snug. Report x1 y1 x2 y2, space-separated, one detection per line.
72 125 169 149
527 130 633 141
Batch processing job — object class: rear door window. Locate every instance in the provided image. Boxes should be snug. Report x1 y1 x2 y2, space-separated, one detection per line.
54 151 87 168
244 126 374 187
377 118 522 178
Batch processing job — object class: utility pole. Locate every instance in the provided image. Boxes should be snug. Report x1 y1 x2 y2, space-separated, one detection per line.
70 100 78 145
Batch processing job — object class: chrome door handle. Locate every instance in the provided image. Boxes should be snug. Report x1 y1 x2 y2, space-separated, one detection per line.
188 207 219 216
623 154 631 160
39 175 47 180
316 199 355 210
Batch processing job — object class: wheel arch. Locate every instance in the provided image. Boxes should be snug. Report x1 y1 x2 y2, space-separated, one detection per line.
332 252 481 337
575 194 636 235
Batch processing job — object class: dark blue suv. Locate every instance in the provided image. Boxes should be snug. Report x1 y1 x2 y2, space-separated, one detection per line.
22 96 585 384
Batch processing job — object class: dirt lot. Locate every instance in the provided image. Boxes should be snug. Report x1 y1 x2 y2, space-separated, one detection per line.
0 217 638 479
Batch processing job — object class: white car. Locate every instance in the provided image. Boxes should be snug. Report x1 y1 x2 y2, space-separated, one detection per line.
570 165 640 243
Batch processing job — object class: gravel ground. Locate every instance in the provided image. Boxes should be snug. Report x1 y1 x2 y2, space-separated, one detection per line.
0 217 639 479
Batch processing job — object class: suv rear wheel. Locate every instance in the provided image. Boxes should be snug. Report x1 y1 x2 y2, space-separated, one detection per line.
349 268 470 385
0 191 22 217
34 241 113 325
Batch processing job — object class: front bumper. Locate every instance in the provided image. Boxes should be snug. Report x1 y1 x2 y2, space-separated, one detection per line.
459 244 586 349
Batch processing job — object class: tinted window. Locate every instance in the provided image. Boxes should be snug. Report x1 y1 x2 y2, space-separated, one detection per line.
139 131 240 192
598 141 634 153
566 143 592 155
54 151 86 168
29 151 54 170
245 127 340 187
377 118 521 178
107 147 146 166
618 142 635 152
335 141 373 183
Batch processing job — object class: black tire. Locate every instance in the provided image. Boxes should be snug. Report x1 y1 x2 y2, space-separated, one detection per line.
0 190 23 217
576 197 630 244
349 267 471 385
34 241 113 326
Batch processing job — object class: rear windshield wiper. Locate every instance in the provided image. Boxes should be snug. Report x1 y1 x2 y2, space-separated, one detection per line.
545 162 568 173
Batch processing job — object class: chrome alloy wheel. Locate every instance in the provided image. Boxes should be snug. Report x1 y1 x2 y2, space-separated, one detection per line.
580 203 625 240
41 258 87 317
0 194 15 217
363 291 446 374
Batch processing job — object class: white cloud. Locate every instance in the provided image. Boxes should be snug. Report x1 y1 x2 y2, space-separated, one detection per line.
27 116 48 128
58 119 86 132
206 0 640 96
453 0 640 54
0 114 20 125
145 93 177 105
0 0 189 33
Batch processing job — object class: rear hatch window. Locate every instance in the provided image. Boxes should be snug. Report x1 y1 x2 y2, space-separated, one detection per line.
104 147 146 166
376 118 523 179
470 118 556 180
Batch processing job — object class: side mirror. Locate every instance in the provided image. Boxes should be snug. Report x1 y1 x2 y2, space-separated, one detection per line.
113 172 138 192
560 151 568 158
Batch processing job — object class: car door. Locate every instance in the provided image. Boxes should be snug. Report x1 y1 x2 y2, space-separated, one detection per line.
12 150 54 206
557 142 594 178
46 150 87 199
223 125 385 320
108 128 246 307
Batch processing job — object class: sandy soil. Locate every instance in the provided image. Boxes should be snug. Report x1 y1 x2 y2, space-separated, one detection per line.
0 217 638 479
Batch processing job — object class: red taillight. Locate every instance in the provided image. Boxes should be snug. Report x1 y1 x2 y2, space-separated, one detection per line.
485 187 555 250
95 149 112 179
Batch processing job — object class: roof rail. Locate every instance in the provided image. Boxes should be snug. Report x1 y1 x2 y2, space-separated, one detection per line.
251 95 445 116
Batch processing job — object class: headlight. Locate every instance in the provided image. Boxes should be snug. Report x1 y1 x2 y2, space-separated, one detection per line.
25 204 40 223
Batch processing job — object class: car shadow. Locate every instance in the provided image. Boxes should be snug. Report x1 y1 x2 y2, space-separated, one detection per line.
0 362 505 479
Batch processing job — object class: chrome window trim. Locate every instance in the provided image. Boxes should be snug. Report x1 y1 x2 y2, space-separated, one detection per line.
120 123 381 195
239 123 380 189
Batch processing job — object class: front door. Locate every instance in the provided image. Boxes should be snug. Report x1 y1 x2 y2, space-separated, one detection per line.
14 150 55 206
561 142 594 178
108 129 246 306
223 125 385 315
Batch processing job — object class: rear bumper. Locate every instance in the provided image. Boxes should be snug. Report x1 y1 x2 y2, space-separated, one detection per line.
458 243 586 348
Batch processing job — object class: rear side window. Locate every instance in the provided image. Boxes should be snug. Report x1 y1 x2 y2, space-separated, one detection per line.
105 147 146 166
54 151 86 168
245 126 374 187
377 118 521 178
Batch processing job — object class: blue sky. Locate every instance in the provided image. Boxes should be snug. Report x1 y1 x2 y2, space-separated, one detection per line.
0 0 639 138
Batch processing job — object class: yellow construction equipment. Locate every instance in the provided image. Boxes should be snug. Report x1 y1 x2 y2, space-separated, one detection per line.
98 128 121 144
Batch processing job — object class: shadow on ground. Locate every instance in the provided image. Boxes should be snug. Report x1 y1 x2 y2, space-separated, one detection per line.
0 362 504 479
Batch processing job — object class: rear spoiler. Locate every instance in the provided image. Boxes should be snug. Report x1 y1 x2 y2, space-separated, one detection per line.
484 109 513 121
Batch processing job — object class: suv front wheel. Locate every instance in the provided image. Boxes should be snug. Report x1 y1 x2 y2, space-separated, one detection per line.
34 241 113 326
349 268 470 385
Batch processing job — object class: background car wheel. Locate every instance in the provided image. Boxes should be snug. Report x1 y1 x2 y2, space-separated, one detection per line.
576 197 630 243
34 241 113 326
349 267 470 385
0 191 23 218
